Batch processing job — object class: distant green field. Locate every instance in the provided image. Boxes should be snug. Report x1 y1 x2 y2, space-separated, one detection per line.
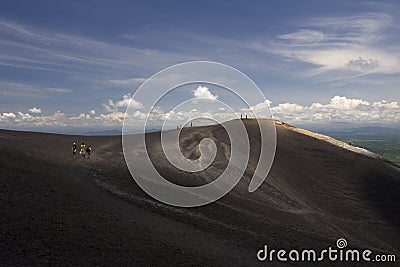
330 136 400 164
350 139 400 164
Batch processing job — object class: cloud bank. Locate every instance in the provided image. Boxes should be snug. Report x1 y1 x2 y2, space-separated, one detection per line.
1 95 399 130
269 96 399 124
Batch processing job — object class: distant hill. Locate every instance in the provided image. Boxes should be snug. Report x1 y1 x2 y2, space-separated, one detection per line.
318 126 400 138
84 129 122 136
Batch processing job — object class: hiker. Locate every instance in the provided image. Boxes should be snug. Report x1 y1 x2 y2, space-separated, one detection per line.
80 142 86 158
86 145 92 159
72 142 77 157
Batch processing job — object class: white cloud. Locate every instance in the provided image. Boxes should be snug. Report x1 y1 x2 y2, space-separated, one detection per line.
115 94 134 108
104 93 144 111
250 99 272 111
345 57 380 71
328 96 369 109
47 87 72 93
305 13 391 38
108 77 147 86
89 109 96 115
97 111 125 122
28 107 42 113
70 113 90 120
193 86 218 100
274 103 304 112
17 111 31 120
265 12 400 77
1 112 16 118
269 95 400 124
270 46 399 76
278 30 325 43
372 100 398 109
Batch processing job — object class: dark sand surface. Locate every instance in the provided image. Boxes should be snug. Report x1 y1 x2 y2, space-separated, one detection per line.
1 119 399 266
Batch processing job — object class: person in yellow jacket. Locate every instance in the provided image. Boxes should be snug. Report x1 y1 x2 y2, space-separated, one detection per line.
80 142 86 158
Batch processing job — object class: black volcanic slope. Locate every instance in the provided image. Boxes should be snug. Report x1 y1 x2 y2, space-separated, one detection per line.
0 120 399 266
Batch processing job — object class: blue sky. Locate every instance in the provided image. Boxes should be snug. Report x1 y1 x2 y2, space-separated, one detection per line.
0 0 399 131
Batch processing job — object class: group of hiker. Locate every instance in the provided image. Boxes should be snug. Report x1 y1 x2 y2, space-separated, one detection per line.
72 142 92 159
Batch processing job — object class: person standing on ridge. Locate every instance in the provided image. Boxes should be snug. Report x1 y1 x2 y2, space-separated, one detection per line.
80 143 86 158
